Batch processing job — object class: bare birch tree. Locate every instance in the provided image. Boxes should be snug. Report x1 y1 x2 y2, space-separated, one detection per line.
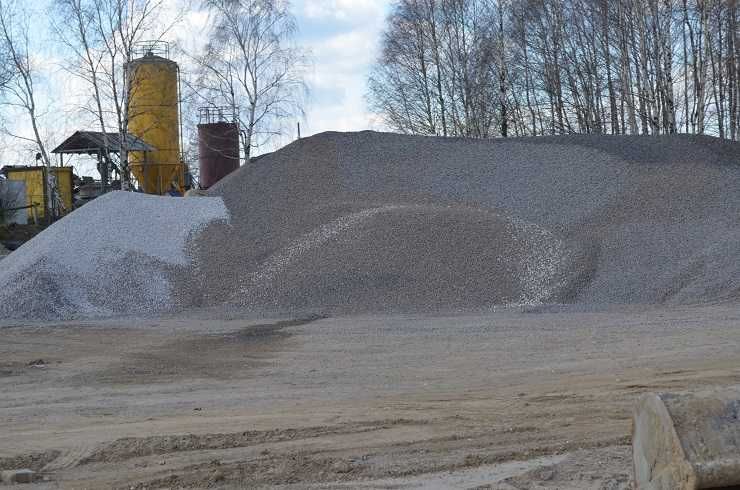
0 0 52 167
369 0 739 140
195 0 308 161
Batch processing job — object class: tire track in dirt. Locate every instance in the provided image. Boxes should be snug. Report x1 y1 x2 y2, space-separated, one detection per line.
79 418 430 465
0 450 60 472
121 435 632 489
42 442 96 472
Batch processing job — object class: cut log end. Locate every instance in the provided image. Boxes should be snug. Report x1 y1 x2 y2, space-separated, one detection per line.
633 388 740 490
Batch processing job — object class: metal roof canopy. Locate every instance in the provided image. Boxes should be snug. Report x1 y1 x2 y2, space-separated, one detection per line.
52 131 155 155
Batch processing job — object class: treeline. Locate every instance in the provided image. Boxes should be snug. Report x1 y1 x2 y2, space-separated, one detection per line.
368 0 739 140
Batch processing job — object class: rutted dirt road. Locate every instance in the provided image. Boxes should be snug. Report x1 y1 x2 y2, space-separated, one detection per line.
1 304 739 488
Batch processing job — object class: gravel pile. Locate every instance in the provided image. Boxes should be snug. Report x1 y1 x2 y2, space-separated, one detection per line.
1 131 737 321
197 131 739 314
229 204 577 312
0 191 228 320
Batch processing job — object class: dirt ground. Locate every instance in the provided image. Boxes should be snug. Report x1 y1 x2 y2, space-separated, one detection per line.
1 303 739 489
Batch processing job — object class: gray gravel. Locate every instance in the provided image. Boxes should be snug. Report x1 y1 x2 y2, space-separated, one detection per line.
198 131 739 314
0 191 228 320
1 132 737 321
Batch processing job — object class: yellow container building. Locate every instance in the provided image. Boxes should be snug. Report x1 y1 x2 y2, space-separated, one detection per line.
126 47 184 195
3 166 73 221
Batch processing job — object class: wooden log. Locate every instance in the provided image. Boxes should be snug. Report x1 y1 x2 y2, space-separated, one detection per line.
633 388 740 489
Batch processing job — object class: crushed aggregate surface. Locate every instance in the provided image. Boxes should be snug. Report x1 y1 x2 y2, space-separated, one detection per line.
0 191 228 320
0 131 738 320
198 131 739 314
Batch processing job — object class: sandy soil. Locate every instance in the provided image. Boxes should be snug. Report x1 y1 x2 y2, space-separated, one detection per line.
1 303 739 489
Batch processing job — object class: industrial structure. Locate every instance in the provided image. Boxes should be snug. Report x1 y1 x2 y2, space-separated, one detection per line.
198 107 240 189
0 178 26 225
1 166 73 223
126 41 186 195
1 40 242 232
52 130 154 196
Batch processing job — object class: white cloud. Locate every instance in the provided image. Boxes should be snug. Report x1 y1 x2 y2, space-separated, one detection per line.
296 0 390 139
302 0 386 23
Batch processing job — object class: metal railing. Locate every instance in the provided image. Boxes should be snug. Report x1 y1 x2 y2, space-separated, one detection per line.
134 40 170 59
198 106 238 125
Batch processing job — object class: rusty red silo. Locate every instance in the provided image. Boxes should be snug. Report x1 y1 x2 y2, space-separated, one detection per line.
197 108 240 189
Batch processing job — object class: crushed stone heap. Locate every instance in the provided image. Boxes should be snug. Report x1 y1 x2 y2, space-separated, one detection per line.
0 191 228 320
0 131 737 321
196 131 740 315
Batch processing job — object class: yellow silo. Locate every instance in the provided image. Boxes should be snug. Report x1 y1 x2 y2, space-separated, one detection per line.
126 44 184 195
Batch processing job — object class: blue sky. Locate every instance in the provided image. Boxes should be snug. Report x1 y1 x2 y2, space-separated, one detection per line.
1 0 392 174
290 0 391 138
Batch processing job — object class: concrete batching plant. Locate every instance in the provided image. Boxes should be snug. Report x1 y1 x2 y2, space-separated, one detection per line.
126 41 185 195
197 107 240 189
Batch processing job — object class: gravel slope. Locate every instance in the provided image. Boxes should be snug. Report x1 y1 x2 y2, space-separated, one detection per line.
200 131 739 313
0 132 737 320
0 192 228 320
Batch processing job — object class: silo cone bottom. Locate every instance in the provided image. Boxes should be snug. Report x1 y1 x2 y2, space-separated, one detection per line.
633 387 740 489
